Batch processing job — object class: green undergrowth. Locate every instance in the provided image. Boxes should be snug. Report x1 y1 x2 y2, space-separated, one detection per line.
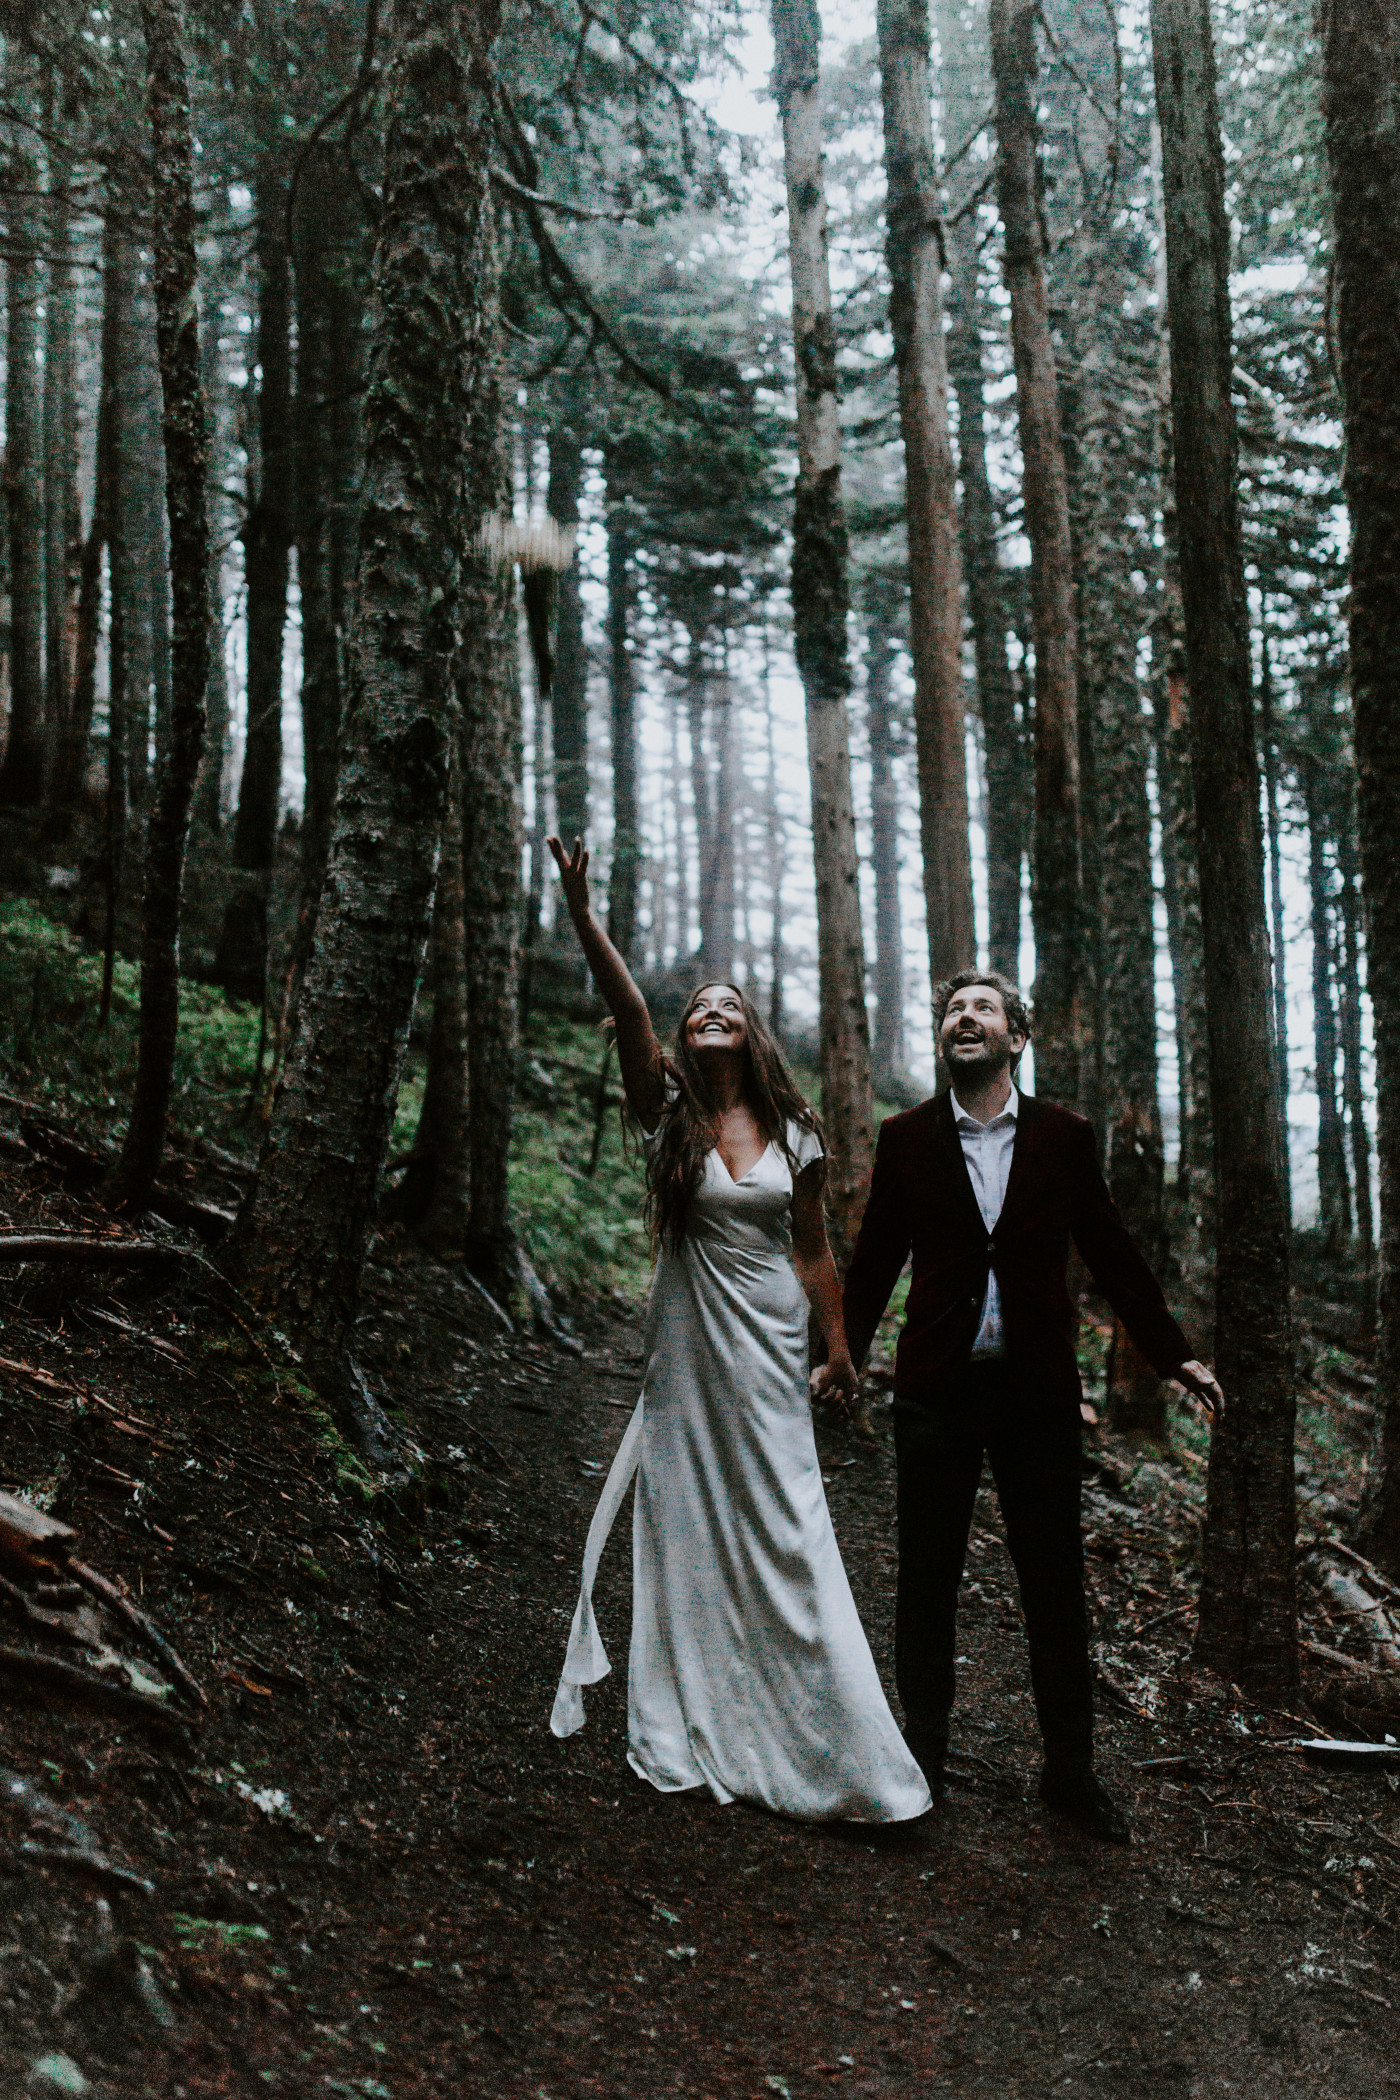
0 897 912 1318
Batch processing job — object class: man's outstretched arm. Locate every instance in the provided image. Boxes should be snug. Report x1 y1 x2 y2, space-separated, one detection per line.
842 1122 914 1373
1068 1122 1223 1414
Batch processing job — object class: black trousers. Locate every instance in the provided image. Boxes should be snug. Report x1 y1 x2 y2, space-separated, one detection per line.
893 1360 1093 1771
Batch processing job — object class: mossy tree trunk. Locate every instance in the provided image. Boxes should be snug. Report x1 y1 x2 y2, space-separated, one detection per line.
106 0 212 1212
225 0 505 1447
1152 0 1297 1694
865 593 906 1093
605 485 639 962
547 427 588 847
1303 751 1351 1257
1320 0 1400 1576
771 0 874 1264
875 0 975 984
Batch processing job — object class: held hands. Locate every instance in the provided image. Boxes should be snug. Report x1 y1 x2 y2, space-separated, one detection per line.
810 1351 859 1422
547 835 591 924
1172 1358 1225 1419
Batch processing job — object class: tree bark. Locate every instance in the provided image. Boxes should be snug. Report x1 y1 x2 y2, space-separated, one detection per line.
1337 796 1375 1324
405 736 471 1255
0 47 48 807
106 0 212 1213
605 491 639 961
1152 0 1297 1694
989 0 1083 1106
1320 0 1400 1574
1259 633 1292 1219
220 162 293 1005
194 278 229 833
763 643 786 1037
865 598 906 1090
1303 752 1351 1256
771 0 874 1263
937 0 1023 978
224 0 505 1442
547 428 588 846
875 0 975 984
462 496 523 1296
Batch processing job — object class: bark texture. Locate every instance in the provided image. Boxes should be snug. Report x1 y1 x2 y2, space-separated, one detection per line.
108 0 212 1211
605 495 639 961
1320 0 1400 1574
876 0 975 983
225 0 504 1437
771 0 874 1262
1152 0 1296 1692
989 0 1083 1106
1303 753 1350 1255
43 98 80 800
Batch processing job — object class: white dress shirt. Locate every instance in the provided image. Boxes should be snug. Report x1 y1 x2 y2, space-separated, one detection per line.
952 1082 1019 1360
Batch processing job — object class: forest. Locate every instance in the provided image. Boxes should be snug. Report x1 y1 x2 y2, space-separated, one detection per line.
0 0 1397 2093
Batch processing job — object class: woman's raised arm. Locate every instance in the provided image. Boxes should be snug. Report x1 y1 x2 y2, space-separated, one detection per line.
547 837 666 1131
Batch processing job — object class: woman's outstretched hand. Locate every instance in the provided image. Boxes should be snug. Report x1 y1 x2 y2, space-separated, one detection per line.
548 835 591 924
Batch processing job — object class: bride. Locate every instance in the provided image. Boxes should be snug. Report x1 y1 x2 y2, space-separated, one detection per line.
547 838 929 1824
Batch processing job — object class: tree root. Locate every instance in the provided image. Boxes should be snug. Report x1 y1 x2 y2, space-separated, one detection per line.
0 1644 193 1740
68 1558 206 1709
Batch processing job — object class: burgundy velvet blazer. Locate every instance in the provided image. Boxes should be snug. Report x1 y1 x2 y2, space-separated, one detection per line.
842 1090 1191 1411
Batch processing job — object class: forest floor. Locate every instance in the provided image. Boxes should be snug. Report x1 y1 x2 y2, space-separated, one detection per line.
0 906 1397 2099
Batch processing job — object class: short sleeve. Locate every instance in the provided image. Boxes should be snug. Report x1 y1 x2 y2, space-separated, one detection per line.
787 1119 824 1174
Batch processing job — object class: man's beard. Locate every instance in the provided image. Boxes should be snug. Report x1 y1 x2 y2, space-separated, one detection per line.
944 1033 1009 1075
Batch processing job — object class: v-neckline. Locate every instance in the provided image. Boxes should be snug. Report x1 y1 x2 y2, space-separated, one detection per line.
713 1139 772 1186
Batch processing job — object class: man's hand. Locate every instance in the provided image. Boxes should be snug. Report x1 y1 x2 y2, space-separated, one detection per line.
1172 1359 1224 1418
811 1351 859 1421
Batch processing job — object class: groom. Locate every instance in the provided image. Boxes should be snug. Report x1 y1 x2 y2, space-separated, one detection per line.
839 971 1222 1843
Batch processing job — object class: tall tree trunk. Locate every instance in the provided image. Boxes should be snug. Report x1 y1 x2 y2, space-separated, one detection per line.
120 286 157 809
1258 632 1291 1218
194 277 229 833
0 48 48 807
224 0 505 1447
284 147 349 1036
1322 0 1400 1577
98 219 137 1023
547 429 588 846
463 502 523 1296
1152 0 1296 1695
605 491 639 961
937 0 1022 978
989 0 1083 1107
771 0 874 1263
876 0 975 983
43 93 80 794
55 209 128 817
221 163 292 1005
865 599 906 1090
1337 797 1375 1327
1303 752 1350 1256
763 643 786 1036
1150 115 1214 1336
106 0 211 1212
406 737 471 1254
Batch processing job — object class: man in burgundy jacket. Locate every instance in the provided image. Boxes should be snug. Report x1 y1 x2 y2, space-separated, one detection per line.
841 970 1222 1843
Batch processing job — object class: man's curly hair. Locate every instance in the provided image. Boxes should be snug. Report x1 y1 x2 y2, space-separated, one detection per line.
932 969 1032 1065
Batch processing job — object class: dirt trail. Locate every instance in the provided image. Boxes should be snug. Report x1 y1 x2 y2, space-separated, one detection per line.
0 1203 1396 2098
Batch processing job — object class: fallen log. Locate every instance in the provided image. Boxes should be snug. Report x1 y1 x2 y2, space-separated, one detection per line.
0 1234 192 1269
0 1490 77 1581
67 1558 206 1709
1306 1553 1400 1673
0 1644 192 1740
1303 1537 1400 1604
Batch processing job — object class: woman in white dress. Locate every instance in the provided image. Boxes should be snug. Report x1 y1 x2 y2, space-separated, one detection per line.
547 838 929 1825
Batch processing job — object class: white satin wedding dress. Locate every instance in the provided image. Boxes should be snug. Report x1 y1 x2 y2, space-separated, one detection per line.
550 1121 930 1824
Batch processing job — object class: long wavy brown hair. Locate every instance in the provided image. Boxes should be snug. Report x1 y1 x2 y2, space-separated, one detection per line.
646 983 823 1253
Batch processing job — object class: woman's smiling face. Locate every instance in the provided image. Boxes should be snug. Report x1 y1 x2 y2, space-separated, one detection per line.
685 984 749 1056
